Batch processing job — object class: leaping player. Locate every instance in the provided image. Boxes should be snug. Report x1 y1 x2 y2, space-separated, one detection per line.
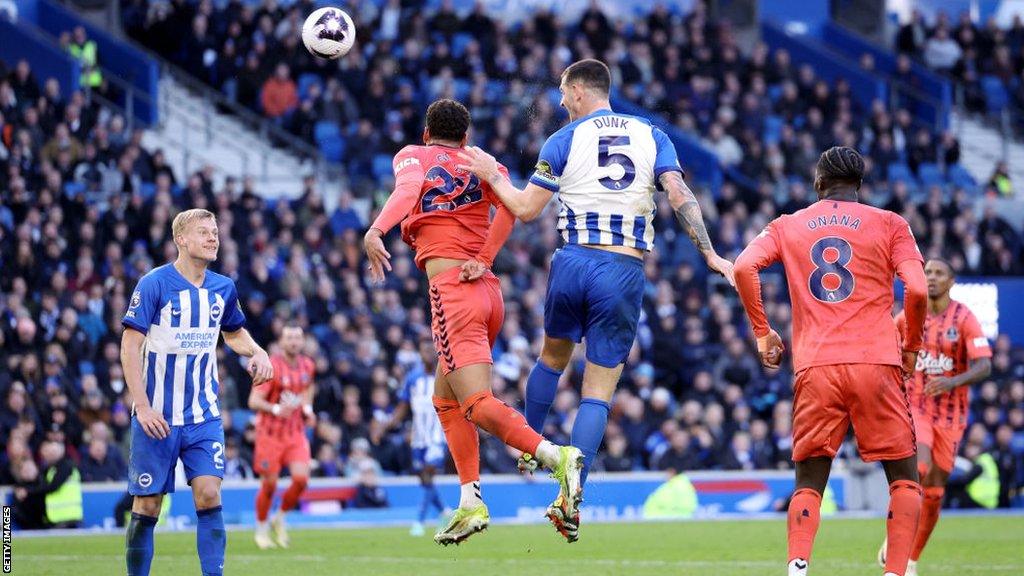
459 59 733 541
363 98 583 546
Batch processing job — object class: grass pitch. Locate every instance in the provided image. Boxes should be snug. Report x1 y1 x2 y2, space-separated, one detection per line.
13 515 1024 575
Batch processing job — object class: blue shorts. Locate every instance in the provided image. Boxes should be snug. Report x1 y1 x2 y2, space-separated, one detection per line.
128 417 226 496
412 444 447 471
544 244 645 368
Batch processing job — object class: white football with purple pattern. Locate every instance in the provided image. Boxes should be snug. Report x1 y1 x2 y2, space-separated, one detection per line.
301 7 356 60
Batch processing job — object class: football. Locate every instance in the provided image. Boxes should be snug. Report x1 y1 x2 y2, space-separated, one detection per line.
301 7 356 60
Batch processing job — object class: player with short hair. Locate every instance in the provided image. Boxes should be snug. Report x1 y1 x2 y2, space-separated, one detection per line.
733 146 928 576
389 338 453 537
363 98 583 546
459 58 733 541
248 324 316 549
876 258 992 576
122 208 273 576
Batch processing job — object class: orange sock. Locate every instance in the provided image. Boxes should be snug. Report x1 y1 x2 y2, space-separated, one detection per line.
433 396 480 484
787 488 822 562
256 480 275 522
910 486 944 561
886 480 923 575
460 390 544 456
280 476 308 512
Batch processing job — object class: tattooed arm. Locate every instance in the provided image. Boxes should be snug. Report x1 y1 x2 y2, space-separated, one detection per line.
660 171 735 286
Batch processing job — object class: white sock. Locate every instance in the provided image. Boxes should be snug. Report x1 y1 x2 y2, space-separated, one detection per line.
459 481 482 508
257 520 268 531
534 440 561 469
787 558 808 576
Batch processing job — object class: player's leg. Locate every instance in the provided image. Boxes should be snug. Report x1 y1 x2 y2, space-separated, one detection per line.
524 248 585 434
572 250 645 485
431 367 489 545
272 452 311 548
787 366 849 576
126 417 179 576
182 421 227 576
848 364 922 576
909 426 957 568
252 434 281 549
880 423 934 567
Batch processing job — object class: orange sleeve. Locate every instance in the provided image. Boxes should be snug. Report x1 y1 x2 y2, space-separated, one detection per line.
735 222 783 338
896 260 927 352
476 204 515 268
962 312 993 360
889 213 923 268
370 148 425 234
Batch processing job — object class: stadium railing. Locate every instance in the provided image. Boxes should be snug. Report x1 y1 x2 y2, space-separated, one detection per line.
761 21 888 111
821 21 952 132
35 0 160 126
0 15 80 95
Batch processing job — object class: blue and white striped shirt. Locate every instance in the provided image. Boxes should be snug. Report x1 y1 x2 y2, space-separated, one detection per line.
122 264 246 426
529 109 683 251
398 367 444 450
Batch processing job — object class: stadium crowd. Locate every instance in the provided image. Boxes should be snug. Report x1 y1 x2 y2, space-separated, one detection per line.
1 1 1023 526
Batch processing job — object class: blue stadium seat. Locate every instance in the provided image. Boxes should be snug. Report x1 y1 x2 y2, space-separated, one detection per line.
763 115 783 145
298 73 323 99
314 120 340 143
981 75 1009 114
230 409 254 428
139 182 156 199
917 162 945 189
319 135 346 163
63 181 86 197
947 163 978 190
451 33 474 58
372 154 394 179
887 162 914 184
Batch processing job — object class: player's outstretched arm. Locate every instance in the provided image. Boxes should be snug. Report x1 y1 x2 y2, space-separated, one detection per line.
462 204 516 282
121 327 170 439
223 328 273 385
459 146 552 221
660 171 735 286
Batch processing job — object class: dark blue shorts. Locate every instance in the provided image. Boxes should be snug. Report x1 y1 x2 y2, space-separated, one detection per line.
128 417 225 496
544 244 645 368
412 444 447 471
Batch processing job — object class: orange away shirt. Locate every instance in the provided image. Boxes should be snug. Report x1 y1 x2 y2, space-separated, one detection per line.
389 145 512 270
257 354 315 439
897 302 992 428
741 200 923 372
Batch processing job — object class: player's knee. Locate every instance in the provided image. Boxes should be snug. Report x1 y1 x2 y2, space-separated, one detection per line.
539 346 571 371
260 478 278 493
459 391 493 424
193 483 221 509
290 476 309 492
133 495 163 517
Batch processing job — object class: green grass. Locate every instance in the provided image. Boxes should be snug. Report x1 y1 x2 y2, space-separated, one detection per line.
12 515 1024 575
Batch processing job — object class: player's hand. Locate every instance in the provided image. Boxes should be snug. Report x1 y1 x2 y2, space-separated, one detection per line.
363 228 391 284
136 404 171 440
248 350 274 385
901 349 919 377
304 409 317 428
925 376 958 396
706 252 736 287
276 403 297 418
756 329 785 369
457 146 501 185
459 258 488 282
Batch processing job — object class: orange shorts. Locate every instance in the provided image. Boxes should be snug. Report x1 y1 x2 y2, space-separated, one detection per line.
428 267 504 375
792 364 916 463
253 433 311 477
912 409 965 473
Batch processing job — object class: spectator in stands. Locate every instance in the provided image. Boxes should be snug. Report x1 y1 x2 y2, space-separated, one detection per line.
989 161 1013 197
35 440 83 527
925 27 964 73
260 63 298 122
66 26 101 89
79 431 126 482
12 458 48 529
352 460 388 509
